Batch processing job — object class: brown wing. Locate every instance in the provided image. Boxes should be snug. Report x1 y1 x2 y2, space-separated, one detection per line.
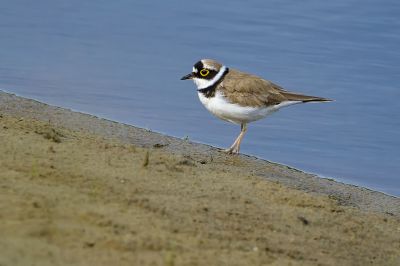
219 69 287 107
219 69 331 107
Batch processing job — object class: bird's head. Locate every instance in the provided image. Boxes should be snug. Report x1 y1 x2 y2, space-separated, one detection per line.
181 59 229 90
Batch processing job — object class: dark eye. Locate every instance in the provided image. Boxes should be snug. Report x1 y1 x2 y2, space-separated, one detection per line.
200 69 209 77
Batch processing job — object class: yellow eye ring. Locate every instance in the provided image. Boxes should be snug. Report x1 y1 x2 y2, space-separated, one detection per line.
200 69 209 77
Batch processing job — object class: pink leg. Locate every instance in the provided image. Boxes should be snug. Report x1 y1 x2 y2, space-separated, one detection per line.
225 123 247 154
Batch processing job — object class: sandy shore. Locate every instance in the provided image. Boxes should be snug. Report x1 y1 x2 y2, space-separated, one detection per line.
0 91 399 265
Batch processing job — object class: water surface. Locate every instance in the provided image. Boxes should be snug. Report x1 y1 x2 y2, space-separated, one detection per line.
1 0 399 195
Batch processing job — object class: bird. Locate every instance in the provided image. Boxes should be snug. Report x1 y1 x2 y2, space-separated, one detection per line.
181 59 332 154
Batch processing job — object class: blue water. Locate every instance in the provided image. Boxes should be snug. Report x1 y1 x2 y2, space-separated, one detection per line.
1 0 399 196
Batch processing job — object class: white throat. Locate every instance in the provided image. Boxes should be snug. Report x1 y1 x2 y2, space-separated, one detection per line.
193 65 227 90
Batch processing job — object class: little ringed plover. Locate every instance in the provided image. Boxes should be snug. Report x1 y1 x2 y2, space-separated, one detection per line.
181 59 332 154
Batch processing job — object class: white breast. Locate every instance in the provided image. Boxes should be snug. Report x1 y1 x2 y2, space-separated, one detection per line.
198 91 300 124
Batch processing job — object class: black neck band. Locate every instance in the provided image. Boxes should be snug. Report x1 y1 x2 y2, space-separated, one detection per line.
197 67 229 98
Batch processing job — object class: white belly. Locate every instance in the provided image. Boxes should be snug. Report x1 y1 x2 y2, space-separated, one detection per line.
198 91 299 124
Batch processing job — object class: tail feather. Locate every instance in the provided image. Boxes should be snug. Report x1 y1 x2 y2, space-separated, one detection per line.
281 92 332 103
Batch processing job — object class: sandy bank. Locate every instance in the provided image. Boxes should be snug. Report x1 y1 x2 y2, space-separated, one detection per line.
0 91 399 265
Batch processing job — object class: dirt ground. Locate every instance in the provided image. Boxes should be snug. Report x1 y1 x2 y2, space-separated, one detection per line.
0 114 399 266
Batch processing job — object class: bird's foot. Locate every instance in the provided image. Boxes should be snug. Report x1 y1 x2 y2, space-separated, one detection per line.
224 146 240 154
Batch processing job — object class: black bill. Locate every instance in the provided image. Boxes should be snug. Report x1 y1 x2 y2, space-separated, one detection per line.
180 73 194 80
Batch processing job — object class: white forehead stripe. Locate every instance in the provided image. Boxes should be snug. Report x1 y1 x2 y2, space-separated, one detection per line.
192 67 198 73
193 65 227 90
